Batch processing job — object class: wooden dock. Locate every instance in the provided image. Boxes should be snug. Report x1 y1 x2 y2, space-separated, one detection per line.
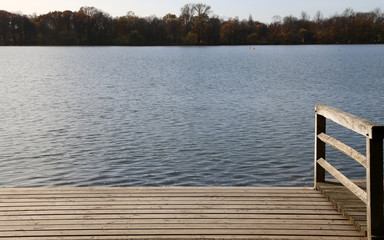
0 105 382 239
315 104 383 239
317 179 384 238
0 186 366 239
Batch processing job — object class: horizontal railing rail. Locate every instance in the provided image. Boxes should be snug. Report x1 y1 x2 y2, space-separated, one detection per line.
317 132 367 168
315 104 384 139
314 104 383 240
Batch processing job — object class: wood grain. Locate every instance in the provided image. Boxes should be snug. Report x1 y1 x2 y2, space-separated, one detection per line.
0 187 364 240
317 158 367 203
317 133 367 168
315 104 383 139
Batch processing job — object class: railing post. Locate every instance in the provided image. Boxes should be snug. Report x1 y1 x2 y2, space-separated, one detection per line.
315 111 326 187
366 133 384 240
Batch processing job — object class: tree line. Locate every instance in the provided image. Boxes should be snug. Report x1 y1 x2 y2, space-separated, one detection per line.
0 4 383 46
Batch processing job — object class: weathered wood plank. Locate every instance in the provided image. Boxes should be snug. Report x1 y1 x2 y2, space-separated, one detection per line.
317 158 367 203
315 104 384 139
0 192 325 198
0 218 355 226
0 187 365 239
0 204 338 211
0 235 367 240
0 196 332 203
0 208 345 215
0 229 365 237
316 180 378 237
317 178 366 188
0 223 359 231
0 212 350 221
317 133 367 168
0 200 335 206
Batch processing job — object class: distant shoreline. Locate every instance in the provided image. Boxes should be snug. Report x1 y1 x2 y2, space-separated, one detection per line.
1 5 383 46
1 43 383 47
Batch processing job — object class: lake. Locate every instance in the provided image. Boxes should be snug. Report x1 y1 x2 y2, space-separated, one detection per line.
0 45 383 187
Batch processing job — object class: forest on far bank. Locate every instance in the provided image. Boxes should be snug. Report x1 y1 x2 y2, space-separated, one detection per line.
0 3 383 46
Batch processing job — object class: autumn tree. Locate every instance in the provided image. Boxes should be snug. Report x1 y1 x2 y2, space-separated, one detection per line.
192 3 211 44
180 4 195 35
267 15 283 43
163 13 182 44
71 10 88 44
146 16 166 45
372 8 384 42
6 12 36 45
0 5 382 46
247 21 267 44
180 3 211 44
79 7 114 44
312 11 326 43
0 11 11 44
203 16 221 44
220 18 236 44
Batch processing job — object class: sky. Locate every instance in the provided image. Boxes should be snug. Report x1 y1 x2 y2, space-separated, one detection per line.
1 0 383 23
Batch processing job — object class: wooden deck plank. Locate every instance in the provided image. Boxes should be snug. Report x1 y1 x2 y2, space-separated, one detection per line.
0 193 326 199
317 159 367 203
0 208 346 215
0 221 360 228
0 213 350 221
0 197 332 203
0 236 367 240
0 187 365 239
0 200 335 206
0 229 365 237
0 223 359 231
0 204 338 210
316 179 384 237
0 219 355 226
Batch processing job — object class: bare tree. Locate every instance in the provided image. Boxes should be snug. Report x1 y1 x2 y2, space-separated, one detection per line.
300 11 310 22
313 11 323 23
192 3 211 44
180 4 195 33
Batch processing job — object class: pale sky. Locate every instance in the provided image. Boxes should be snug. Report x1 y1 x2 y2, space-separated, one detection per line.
1 0 383 23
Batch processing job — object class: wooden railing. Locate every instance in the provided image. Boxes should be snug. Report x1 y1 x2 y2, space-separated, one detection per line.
314 104 384 240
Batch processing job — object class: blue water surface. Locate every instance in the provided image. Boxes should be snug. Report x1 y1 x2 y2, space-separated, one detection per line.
0 45 383 187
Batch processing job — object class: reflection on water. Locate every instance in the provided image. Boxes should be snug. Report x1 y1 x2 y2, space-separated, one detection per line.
0 45 383 187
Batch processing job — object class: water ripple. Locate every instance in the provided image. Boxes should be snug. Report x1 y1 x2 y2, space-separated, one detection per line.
0 46 383 187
